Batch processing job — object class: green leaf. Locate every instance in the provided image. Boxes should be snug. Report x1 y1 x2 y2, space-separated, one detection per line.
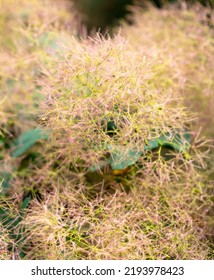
0 172 11 191
20 196 31 210
89 129 191 172
107 145 143 170
106 120 118 137
0 139 4 147
157 130 191 155
11 129 49 158
144 139 159 151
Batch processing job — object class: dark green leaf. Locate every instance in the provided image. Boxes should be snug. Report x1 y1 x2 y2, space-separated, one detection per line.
20 196 31 210
11 129 49 158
